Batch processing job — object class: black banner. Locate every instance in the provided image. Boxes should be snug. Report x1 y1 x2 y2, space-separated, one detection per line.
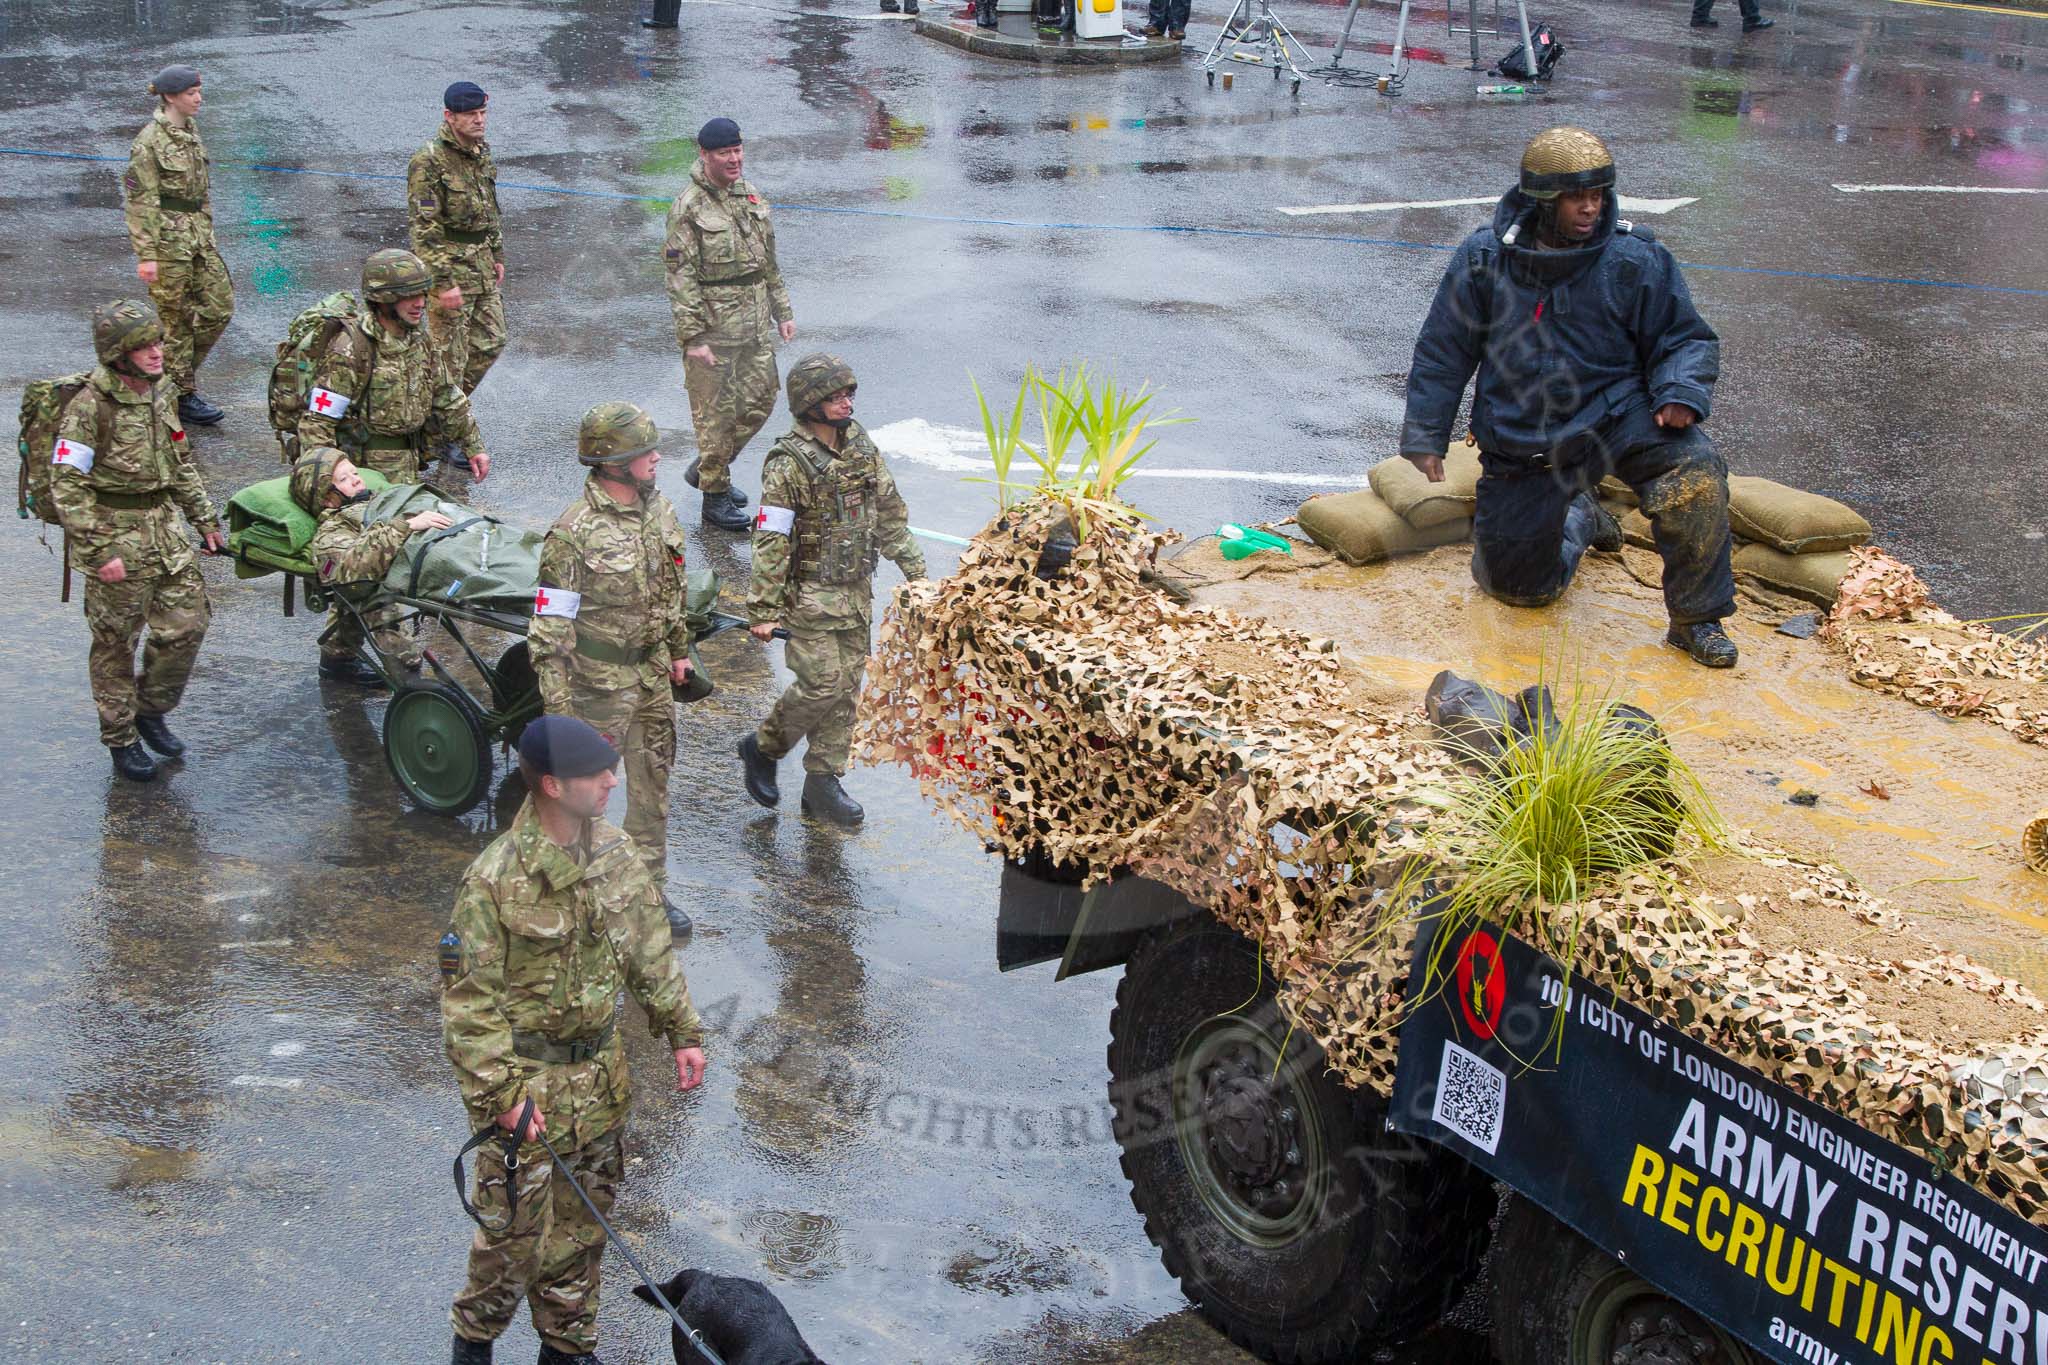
1390 921 2048 1365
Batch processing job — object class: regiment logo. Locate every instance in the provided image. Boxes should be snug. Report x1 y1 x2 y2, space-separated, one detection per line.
1452 929 1507 1042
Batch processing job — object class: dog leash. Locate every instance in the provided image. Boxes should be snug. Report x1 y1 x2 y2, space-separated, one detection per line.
454 1101 728 1365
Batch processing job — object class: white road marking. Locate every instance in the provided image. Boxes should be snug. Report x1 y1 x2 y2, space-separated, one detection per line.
871 418 1371 488
270 1041 306 1058
219 938 293 950
205 886 275 904
1275 194 1698 218
231 1075 305 1090
1833 183 2048 195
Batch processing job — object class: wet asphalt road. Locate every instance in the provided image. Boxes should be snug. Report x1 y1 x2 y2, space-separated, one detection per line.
0 0 2044 1360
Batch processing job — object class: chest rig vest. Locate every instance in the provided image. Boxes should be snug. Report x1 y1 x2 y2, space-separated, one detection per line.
790 439 879 586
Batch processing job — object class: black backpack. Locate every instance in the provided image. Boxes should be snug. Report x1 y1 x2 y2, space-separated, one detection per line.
1495 22 1563 81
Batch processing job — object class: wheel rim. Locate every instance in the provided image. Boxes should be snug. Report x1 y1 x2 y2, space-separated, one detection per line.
1571 1265 1752 1365
387 690 482 812
1172 1014 1327 1248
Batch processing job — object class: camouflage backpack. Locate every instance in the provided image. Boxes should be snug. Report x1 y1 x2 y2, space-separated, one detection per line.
16 373 107 526
267 290 367 462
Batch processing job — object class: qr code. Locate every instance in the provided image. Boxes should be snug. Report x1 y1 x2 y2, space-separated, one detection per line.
1433 1040 1507 1155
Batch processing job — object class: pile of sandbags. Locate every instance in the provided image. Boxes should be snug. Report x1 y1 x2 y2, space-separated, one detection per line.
1603 474 1871 607
1296 447 1479 565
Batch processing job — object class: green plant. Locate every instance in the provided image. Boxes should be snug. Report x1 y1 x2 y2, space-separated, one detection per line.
968 368 1030 511
1396 675 1724 1065
964 364 1188 535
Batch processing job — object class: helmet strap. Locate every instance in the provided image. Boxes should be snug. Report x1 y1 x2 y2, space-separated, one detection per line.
374 300 423 332
594 462 655 497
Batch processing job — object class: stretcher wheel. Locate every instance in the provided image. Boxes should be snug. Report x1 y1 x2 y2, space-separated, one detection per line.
383 681 492 816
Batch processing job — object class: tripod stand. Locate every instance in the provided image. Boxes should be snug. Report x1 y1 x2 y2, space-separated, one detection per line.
1203 0 1309 95
1314 0 1412 92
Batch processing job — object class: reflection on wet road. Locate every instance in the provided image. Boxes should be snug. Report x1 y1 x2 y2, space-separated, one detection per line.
0 0 2044 1359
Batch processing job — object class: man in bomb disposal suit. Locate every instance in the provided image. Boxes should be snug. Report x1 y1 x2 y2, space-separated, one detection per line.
124 64 232 428
409 81 507 412
1400 127 1739 669
443 715 706 1365
51 301 225 783
530 403 697 940
738 354 925 828
298 249 490 486
664 116 797 532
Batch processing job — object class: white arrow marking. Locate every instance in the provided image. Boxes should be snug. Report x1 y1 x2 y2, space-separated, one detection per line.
1833 183 2048 195
1276 194 1697 217
871 418 1370 488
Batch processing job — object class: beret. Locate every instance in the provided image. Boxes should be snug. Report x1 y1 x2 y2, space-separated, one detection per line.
444 81 488 113
150 65 201 97
697 117 741 150
518 715 619 779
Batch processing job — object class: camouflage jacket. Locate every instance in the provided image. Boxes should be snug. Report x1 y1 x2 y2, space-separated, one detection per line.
663 161 792 349
442 799 702 1147
309 501 411 589
124 112 216 263
297 317 482 458
407 126 502 293
51 366 219 574
532 474 692 710
749 421 923 631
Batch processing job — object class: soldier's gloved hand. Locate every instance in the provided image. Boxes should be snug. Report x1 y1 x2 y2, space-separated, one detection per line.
1654 403 1698 431
1404 453 1447 484
137 260 160 286
670 656 694 685
749 622 780 643
468 452 491 482
685 344 719 369
675 1047 707 1092
495 1100 545 1141
97 557 128 584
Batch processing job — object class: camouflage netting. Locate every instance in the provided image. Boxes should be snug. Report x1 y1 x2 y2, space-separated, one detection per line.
853 498 2048 1222
1823 547 2048 746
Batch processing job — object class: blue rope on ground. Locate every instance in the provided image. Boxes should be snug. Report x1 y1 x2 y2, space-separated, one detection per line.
5 144 2045 298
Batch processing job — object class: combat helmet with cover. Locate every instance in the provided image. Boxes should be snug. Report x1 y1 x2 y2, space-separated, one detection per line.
786 353 856 420
361 248 435 304
1518 126 1615 201
92 299 166 367
289 446 349 514
578 402 660 465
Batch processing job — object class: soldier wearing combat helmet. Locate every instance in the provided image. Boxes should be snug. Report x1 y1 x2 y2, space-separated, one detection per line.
297 249 490 486
738 353 924 827
1400 127 1739 668
663 116 797 531
530 403 696 940
124 64 233 428
51 300 225 782
442 715 706 1365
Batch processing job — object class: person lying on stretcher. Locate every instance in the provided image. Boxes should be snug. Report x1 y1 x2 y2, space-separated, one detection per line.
291 445 453 687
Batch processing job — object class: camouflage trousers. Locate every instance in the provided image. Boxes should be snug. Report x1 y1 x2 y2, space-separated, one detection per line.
82 560 211 748
429 275 507 396
758 625 870 776
567 679 675 885
451 1127 623 1356
682 339 778 495
147 246 233 396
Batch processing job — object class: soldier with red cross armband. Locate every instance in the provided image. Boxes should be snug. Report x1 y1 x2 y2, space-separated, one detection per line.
529 402 696 941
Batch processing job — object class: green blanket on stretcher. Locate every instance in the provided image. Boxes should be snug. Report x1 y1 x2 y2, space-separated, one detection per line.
224 470 392 576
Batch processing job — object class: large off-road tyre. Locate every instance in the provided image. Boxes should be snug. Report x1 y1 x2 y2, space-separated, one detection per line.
1490 1195 1759 1365
1108 915 1495 1363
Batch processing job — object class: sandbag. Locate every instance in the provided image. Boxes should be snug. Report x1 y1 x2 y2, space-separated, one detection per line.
1367 446 1482 529
1298 489 1470 565
1599 475 1638 507
1733 543 1852 607
1727 476 1869 555
1618 507 1656 550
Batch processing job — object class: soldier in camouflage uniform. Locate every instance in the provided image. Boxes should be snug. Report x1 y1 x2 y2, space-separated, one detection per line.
664 117 796 532
290 446 454 686
443 715 706 1365
739 354 924 828
124 65 232 428
531 403 696 940
409 81 506 454
51 301 226 783
298 249 489 486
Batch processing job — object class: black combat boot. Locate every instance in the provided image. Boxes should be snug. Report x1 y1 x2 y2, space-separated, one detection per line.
683 458 747 507
1742 15 1774 30
976 0 998 26
320 655 390 689
111 741 158 783
643 0 682 24
535 1344 607 1365
662 891 695 942
904 0 920 13
739 733 780 808
177 392 224 426
1667 620 1739 669
881 0 901 10
1582 495 1623 553
450 1334 492 1365
801 773 865 828
701 488 751 532
134 712 187 758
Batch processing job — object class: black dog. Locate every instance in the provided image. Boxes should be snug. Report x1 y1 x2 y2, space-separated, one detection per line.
633 1268 825 1365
